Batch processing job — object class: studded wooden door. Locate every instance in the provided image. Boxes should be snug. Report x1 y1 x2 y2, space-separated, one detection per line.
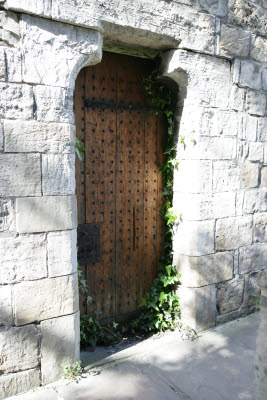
74 52 165 321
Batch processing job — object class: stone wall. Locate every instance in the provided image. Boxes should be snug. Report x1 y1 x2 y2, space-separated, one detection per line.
0 0 266 398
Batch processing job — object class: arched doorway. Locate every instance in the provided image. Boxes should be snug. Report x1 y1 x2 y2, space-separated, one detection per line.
74 52 166 322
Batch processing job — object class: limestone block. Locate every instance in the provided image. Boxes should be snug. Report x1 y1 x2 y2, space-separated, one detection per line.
254 213 267 242
47 230 77 277
0 10 20 47
239 243 267 273
235 190 245 216
0 48 5 81
212 161 240 192
197 0 228 17
173 220 215 256
42 154 75 195
263 67 267 90
41 311 80 385
251 35 267 63
0 325 38 372
0 154 41 197
232 59 240 84
238 141 249 161
241 162 259 188
243 189 267 214
14 273 79 325
0 198 14 233
0 369 40 400
173 192 236 220
257 117 267 142
21 14 102 88
220 24 250 57
0 83 33 120
248 142 264 162
265 144 267 163
0 285 12 325
241 114 258 141
174 251 233 287
215 216 253 251
0 234 47 284
173 160 212 193
246 90 266 117
239 60 261 90
229 86 245 112
35 85 74 123
260 166 267 187
178 285 216 331
16 195 77 233
217 277 245 314
0 120 3 151
4 0 51 16
4 120 75 153
228 0 267 36
217 110 239 137
243 271 261 307
5 48 22 82
176 136 236 160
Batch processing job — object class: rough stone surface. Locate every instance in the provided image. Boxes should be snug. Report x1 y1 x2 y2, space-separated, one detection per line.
0 325 38 373
260 166 267 187
220 24 250 57
217 277 245 315
239 242 267 273
47 230 77 277
241 162 259 188
242 114 258 142
248 142 264 162
4 0 51 16
173 160 212 193
0 369 40 400
175 136 236 160
251 35 267 63
0 10 20 47
212 161 240 192
0 285 12 325
246 90 266 117
42 154 75 195
215 216 253 251
0 198 14 233
174 251 233 287
228 0 267 36
0 234 47 284
262 67 267 91
14 274 79 325
258 117 267 142
173 220 215 256
243 189 267 213
4 120 75 153
0 154 41 197
254 212 267 242
0 120 3 151
239 60 262 90
243 271 261 308
0 83 33 120
5 48 22 82
197 0 228 16
41 311 80 385
16 195 77 233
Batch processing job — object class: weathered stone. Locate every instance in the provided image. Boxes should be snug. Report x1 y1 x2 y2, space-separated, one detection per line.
217 277 245 314
0 83 33 120
228 0 267 36
4 120 75 153
41 311 80 385
232 59 240 84
254 213 267 242
243 271 261 307
241 162 259 188
263 67 267 91
0 325 38 372
0 48 5 81
265 143 267 163
241 114 258 142
0 198 14 233
0 234 47 284
246 90 266 117
47 230 77 278
239 60 261 90
178 284 216 331
16 195 77 233
0 369 40 400
197 0 228 17
5 48 22 82
239 242 267 273
212 161 240 192
215 216 253 251
260 166 267 187
238 141 249 161
21 14 102 88
0 10 20 47
174 251 233 287
42 154 75 195
173 220 215 256
251 35 267 63
35 85 74 123
176 136 237 160
14 274 79 325
4 0 51 16
243 189 267 214
257 117 267 142
220 24 250 57
0 120 3 151
173 160 212 193
173 192 236 220
0 286 12 325
229 85 245 112
248 142 264 162
235 190 245 216
0 154 41 197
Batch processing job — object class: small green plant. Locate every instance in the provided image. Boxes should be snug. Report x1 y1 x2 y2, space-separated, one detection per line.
75 138 85 161
64 361 83 382
250 292 261 310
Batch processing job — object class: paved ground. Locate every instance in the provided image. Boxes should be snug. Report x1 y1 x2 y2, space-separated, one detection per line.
9 313 260 400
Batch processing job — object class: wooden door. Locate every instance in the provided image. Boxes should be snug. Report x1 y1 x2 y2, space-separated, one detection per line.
74 52 165 322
